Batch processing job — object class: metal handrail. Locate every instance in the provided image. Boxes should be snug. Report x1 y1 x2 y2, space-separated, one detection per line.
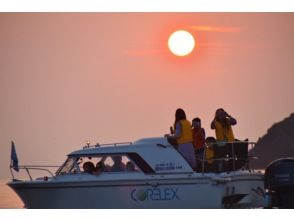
200 141 257 173
83 142 133 149
10 165 60 181
199 156 257 162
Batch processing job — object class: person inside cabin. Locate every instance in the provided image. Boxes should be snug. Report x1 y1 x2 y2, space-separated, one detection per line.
111 155 126 172
192 117 206 171
93 161 105 175
126 161 136 171
83 161 95 174
171 108 196 170
211 108 237 142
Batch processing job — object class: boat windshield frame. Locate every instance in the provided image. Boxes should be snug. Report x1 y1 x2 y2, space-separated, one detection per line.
55 157 79 176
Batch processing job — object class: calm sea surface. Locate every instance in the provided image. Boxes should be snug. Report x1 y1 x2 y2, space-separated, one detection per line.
0 179 23 208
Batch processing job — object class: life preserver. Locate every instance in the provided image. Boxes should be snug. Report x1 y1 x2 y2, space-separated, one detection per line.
175 120 193 144
214 120 235 142
205 146 215 164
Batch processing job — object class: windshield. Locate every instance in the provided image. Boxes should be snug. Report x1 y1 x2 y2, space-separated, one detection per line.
56 157 78 175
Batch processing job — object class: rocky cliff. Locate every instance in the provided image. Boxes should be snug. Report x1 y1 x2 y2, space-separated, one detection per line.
252 113 294 169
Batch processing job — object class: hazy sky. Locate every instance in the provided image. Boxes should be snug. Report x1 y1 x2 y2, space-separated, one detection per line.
1 13 293 179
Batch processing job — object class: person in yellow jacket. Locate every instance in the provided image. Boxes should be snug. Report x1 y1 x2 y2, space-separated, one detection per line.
172 108 196 169
211 108 237 142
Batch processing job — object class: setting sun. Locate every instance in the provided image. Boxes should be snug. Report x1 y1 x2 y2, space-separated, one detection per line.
168 30 195 56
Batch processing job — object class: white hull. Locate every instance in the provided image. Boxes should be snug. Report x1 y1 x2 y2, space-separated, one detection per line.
9 137 265 208
9 172 264 208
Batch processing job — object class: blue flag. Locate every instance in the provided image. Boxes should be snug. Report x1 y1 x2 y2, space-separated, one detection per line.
11 141 19 172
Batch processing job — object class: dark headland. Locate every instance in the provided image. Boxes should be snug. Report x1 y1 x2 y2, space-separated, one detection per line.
251 113 294 169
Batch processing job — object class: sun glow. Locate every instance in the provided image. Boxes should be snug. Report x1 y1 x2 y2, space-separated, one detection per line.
168 30 195 57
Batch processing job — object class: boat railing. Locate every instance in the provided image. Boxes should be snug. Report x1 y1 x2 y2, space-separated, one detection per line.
9 165 60 181
199 141 257 173
83 142 133 149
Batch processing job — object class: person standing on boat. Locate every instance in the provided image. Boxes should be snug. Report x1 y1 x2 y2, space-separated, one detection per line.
211 108 237 142
172 108 196 169
192 117 206 171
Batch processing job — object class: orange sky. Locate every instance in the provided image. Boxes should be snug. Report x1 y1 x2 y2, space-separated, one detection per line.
1 13 294 179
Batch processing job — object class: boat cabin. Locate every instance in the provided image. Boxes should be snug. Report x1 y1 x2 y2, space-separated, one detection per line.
56 137 251 177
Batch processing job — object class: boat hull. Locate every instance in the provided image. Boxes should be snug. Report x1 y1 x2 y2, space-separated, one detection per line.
8 173 264 208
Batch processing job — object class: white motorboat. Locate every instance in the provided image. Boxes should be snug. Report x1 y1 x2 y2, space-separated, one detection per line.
8 137 265 208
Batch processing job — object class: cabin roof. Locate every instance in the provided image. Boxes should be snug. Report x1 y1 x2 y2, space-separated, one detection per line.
68 137 193 174
69 137 169 155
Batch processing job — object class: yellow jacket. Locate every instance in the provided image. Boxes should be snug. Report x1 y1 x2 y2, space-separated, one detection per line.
214 120 235 142
175 119 193 144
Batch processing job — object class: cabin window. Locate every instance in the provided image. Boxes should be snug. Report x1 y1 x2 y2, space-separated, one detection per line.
57 153 154 175
77 154 141 175
127 153 155 174
77 156 104 174
103 155 139 172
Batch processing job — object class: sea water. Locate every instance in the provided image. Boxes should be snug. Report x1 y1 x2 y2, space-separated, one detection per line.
0 179 23 208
